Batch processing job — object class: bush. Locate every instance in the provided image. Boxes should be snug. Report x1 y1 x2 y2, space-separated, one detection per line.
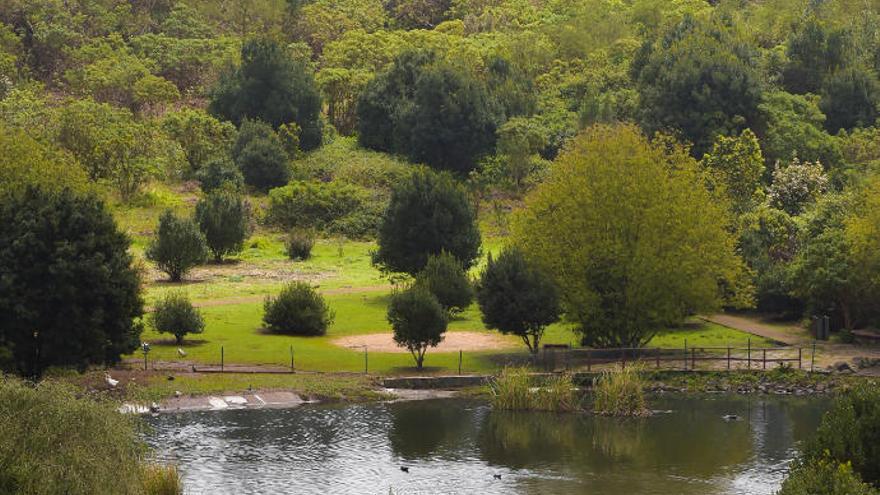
592 367 650 417
779 457 878 495
387 285 448 369
374 168 481 275
194 188 250 262
0 378 145 494
150 291 205 344
232 120 290 192
285 230 315 261
0 188 143 377
490 367 577 412
197 157 243 193
801 381 880 484
146 210 208 282
266 180 381 238
477 248 561 354
263 282 334 336
415 252 473 313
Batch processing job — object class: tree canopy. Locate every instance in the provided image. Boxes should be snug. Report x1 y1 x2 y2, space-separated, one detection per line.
513 125 751 347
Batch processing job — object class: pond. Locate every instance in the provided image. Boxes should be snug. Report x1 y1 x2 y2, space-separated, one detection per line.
143 395 828 495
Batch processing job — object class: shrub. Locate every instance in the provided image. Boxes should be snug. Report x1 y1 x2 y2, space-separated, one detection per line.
415 252 473 313
266 180 380 238
801 381 880 484
194 188 250 262
146 210 208 282
374 168 481 275
387 285 448 369
286 230 315 261
232 119 290 192
263 282 334 336
0 378 145 494
197 157 243 193
477 248 561 354
592 366 650 417
150 291 205 344
490 367 577 412
0 188 143 377
779 457 878 495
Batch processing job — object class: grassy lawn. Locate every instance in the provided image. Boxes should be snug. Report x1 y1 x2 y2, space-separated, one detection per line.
136 288 774 375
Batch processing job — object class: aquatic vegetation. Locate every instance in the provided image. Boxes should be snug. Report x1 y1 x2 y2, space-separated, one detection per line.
592 366 651 417
490 367 578 412
143 464 183 495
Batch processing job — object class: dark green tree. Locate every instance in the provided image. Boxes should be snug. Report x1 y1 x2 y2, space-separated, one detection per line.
197 156 244 193
0 188 143 377
263 282 334 336
373 168 481 275
476 248 561 355
357 50 499 173
232 120 290 191
783 16 854 95
209 37 323 150
387 285 448 370
820 66 880 133
194 188 250 262
146 210 208 282
632 16 764 156
150 291 205 345
415 251 473 314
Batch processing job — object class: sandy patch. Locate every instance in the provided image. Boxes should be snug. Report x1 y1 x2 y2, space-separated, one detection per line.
333 331 517 353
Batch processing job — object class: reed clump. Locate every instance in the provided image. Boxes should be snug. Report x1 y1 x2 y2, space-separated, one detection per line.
490 367 578 412
143 464 183 495
592 366 651 417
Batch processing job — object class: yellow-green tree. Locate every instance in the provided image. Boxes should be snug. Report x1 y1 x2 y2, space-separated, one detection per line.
512 124 751 347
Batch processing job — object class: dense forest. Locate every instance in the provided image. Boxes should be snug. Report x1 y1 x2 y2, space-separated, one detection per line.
4 0 880 361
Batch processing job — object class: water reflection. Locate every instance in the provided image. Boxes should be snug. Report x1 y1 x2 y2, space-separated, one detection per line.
144 395 827 495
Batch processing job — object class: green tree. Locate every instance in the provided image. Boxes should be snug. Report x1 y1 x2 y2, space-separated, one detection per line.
387 285 448 369
737 205 801 314
373 168 481 275
800 382 880 485
162 108 236 174
494 117 549 192
232 119 291 191
0 188 143 377
513 125 751 347
194 188 250 262
700 129 765 213
150 291 205 345
197 157 244 193
263 282 334 336
146 210 208 282
783 16 854 95
357 50 499 173
415 251 473 314
0 125 89 198
210 37 323 150
476 248 561 355
633 16 764 155
820 66 880 133
757 91 841 170
780 458 877 495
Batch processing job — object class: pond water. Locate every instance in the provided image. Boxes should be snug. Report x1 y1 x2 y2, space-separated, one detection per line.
143 395 828 495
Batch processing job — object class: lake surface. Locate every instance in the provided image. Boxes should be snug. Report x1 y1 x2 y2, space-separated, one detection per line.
143 395 828 495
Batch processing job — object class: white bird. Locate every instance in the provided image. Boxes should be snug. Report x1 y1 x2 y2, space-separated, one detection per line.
105 373 119 388
177 348 187 357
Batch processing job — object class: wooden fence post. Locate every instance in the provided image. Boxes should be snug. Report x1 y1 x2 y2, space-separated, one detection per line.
747 339 751 370
798 348 802 370
727 345 731 370
458 350 462 374
221 346 224 372
656 348 660 369
691 347 696 370
290 345 294 372
587 349 591 372
762 348 767 370
811 341 816 373
684 339 688 371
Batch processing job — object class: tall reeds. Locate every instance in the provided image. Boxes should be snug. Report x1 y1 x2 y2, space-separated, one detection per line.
490 367 578 412
143 463 183 495
592 366 651 417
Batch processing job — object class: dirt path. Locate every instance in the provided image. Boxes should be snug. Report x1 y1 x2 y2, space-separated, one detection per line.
702 314 811 345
